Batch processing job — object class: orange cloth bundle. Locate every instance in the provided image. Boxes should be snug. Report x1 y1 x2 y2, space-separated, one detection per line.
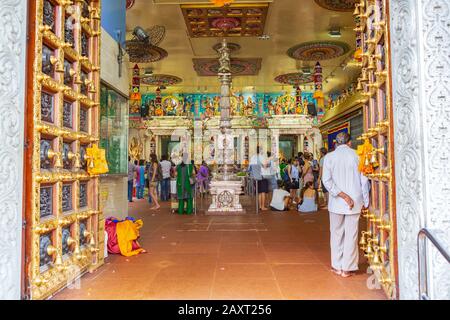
357 138 377 175
116 219 145 257
86 144 109 175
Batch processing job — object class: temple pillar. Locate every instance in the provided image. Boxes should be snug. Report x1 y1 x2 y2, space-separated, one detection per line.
298 133 305 153
258 128 269 155
390 0 450 299
271 129 280 158
248 129 258 159
0 0 27 300
193 120 203 164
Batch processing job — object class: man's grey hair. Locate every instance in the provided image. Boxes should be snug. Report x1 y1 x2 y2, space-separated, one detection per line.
336 132 350 145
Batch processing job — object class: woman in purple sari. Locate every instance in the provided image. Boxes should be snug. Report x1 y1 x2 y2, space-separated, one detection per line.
196 161 209 197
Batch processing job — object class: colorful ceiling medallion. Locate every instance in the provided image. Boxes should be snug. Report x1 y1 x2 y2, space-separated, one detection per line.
126 0 135 10
181 3 269 38
274 73 314 85
287 41 350 61
193 58 262 76
212 42 241 53
141 74 182 86
210 17 241 30
314 0 357 12
125 40 168 63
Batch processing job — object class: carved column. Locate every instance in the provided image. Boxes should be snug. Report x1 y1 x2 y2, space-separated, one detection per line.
271 129 280 158
0 0 27 300
193 120 203 164
298 133 305 154
390 0 450 299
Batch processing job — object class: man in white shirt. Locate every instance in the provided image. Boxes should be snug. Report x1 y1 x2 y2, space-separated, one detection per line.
160 155 172 201
322 132 370 278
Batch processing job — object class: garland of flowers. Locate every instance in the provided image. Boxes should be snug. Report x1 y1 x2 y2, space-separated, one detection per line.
357 139 379 175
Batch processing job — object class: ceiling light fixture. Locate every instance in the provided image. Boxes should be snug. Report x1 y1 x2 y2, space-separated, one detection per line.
328 28 341 38
302 67 311 75
258 34 270 40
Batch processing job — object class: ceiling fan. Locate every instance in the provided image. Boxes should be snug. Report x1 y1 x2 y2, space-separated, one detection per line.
124 25 168 64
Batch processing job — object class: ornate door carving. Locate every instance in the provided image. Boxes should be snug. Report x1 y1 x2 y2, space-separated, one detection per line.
356 0 398 299
24 0 102 300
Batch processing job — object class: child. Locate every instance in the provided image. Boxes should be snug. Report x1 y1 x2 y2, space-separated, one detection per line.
297 181 318 213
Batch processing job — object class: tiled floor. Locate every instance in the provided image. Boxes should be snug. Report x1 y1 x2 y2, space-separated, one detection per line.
52 197 386 300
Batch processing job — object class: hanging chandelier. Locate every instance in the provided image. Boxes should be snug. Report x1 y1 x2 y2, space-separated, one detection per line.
210 0 234 6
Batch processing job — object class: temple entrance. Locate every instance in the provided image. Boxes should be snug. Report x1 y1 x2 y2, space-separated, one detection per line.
1 0 448 301
21 0 103 300
160 135 180 159
279 135 297 161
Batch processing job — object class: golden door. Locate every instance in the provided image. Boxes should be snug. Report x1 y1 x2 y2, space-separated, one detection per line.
356 0 398 299
24 0 103 300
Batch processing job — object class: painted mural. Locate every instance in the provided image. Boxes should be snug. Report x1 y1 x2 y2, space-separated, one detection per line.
131 90 316 119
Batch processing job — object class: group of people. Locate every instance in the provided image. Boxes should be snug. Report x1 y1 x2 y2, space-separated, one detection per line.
248 147 329 213
127 155 211 215
127 132 370 278
250 133 370 277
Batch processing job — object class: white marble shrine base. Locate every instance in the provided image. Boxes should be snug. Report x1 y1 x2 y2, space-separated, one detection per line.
206 180 246 215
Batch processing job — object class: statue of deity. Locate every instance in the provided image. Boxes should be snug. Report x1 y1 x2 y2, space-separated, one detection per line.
303 100 309 115
267 98 275 115
213 96 220 116
164 98 177 116
230 96 238 116
205 103 214 118
246 97 255 116
155 106 164 116
275 102 283 115
290 99 296 114
295 102 302 114
129 137 143 160
217 39 231 74
148 100 155 116
236 94 244 116
327 96 333 110
258 98 264 116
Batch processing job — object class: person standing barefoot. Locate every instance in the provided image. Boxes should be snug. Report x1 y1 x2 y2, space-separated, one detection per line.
322 133 370 278
148 153 161 210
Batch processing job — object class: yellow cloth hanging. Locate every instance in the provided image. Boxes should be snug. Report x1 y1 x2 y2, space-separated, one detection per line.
357 138 376 175
313 90 324 109
116 219 145 257
354 48 363 61
86 144 109 175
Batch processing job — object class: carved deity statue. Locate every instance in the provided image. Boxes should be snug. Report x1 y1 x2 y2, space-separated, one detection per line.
238 94 245 116
258 98 264 116
245 97 255 116
267 97 275 115
129 136 143 160
217 39 231 74
275 101 283 115
213 96 220 116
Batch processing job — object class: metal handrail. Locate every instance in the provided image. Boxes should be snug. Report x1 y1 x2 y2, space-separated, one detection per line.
417 228 450 300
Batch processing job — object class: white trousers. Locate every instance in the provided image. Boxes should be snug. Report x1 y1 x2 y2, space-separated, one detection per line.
329 212 360 272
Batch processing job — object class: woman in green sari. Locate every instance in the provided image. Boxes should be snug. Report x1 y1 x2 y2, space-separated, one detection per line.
176 160 194 214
